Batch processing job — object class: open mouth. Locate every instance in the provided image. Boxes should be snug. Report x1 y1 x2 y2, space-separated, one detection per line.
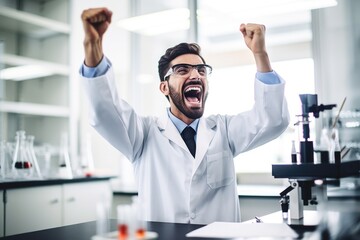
183 85 202 108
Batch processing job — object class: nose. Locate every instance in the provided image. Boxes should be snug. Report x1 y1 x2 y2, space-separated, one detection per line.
189 67 202 79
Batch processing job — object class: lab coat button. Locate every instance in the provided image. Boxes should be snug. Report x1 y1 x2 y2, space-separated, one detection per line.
190 213 196 219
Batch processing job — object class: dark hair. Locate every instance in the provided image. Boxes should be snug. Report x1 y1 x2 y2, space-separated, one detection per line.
158 43 206 82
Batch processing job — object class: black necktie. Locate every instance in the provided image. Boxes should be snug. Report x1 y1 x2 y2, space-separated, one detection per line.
181 126 196 157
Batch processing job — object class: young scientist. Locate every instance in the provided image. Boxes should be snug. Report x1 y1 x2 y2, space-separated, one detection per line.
80 7 290 224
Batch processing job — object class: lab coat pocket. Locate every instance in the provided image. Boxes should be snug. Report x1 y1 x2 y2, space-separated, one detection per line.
206 151 234 189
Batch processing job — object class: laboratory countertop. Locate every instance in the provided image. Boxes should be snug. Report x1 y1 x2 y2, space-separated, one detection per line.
0 176 115 190
3 211 359 240
113 184 360 199
0 219 314 240
4 178 358 199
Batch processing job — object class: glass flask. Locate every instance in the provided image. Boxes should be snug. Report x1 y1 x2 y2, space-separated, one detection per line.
12 131 34 179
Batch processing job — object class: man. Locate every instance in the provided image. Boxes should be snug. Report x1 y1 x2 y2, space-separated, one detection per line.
80 7 289 224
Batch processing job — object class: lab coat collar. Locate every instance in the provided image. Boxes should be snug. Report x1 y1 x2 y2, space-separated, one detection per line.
157 111 188 152
157 110 216 175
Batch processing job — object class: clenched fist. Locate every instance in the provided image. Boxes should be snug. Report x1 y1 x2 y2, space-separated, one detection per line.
81 7 112 67
240 23 271 72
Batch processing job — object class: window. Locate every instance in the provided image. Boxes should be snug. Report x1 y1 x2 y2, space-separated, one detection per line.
205 58 315 172
196 0 317 172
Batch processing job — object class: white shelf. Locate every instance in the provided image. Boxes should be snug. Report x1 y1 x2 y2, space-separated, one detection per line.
0 101 69 117
0 5 70 38
0 0 76 157
3 54 69 76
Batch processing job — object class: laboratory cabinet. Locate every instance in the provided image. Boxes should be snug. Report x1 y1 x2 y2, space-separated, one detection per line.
62 181 112 226
5 185 62 236
3 179 112 236
0 0 77 158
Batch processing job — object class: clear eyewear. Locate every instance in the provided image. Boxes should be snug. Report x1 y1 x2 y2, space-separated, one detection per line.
164 63 212 81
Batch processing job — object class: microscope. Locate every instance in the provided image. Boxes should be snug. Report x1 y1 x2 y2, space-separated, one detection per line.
272 94 360 220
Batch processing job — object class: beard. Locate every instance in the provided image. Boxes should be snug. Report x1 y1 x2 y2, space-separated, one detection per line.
168 84 208 120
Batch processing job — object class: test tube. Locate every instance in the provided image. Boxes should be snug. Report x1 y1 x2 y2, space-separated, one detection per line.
291 140 297 164
132 196 146 239
96 202 108 236
117 205 132 240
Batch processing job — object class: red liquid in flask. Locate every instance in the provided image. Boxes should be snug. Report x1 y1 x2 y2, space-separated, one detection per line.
136 228 146 239
118 224 128 240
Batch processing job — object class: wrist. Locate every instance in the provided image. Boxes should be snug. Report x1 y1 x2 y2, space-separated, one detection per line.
253 51 272 72
83 39 103 67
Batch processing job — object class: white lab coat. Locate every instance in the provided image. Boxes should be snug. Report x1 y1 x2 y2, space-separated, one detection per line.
81 66 289 224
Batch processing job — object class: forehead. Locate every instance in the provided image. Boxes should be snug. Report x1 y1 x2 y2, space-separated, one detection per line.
170 53 204 66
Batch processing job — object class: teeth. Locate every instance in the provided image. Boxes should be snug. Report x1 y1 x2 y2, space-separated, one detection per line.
185 87 201 92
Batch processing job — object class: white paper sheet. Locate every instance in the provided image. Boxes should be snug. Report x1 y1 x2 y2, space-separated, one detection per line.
186 222 299 239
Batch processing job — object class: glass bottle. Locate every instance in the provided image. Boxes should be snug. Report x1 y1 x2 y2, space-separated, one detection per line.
12 131 33 179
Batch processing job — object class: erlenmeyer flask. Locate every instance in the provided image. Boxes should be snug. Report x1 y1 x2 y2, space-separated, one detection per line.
26 135 42 179
12 131 33 179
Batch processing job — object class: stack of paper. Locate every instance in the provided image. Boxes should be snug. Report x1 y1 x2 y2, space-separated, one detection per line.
186 222 298 239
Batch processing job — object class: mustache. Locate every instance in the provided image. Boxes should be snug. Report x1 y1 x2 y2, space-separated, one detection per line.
183 79 203 88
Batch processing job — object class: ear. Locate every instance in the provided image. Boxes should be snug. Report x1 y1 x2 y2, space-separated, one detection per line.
159 81 169 96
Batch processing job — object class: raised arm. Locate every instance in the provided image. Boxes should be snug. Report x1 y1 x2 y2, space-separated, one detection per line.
81 7 112 67
240 23 272 73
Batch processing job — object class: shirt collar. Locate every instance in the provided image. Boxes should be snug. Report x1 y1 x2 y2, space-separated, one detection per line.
167 108 199 133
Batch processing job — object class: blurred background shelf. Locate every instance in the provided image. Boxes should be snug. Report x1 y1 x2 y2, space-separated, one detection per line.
0 101 69 117
0 5 70 38
3 54 69 75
